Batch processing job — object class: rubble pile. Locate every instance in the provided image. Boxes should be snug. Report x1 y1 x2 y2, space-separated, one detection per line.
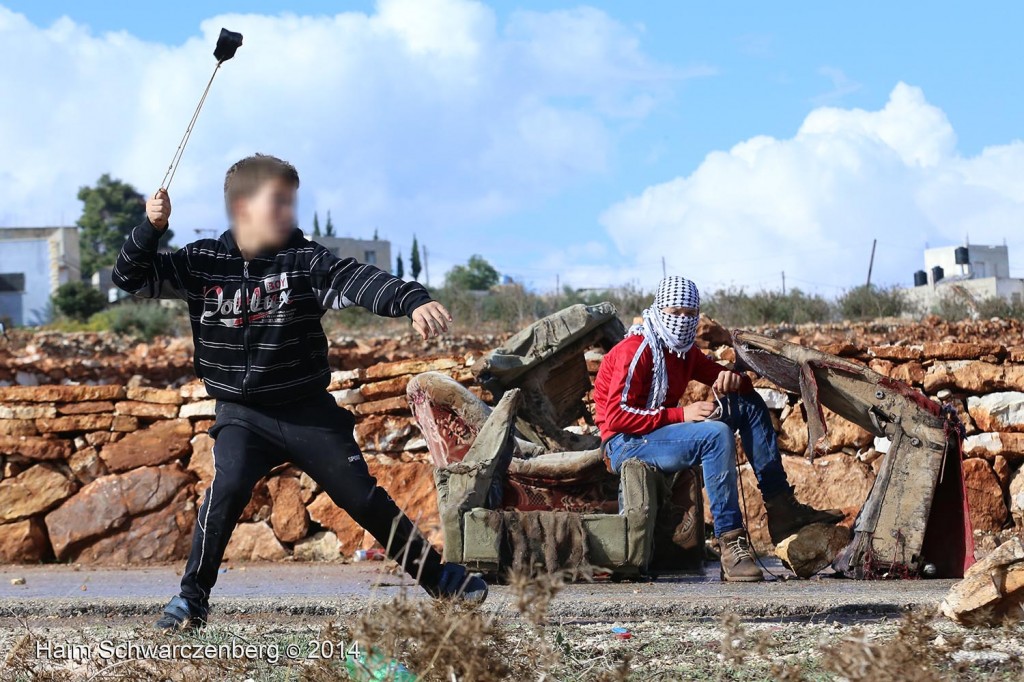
0 314 1023 565
0 329 500 387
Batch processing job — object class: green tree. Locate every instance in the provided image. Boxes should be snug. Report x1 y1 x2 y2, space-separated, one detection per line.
77 174 171 277
325 211 335 237
373 227 379 240
445 254 500 291
312 211 321 237
395 251 404 279
52 281 106 321
837 284 905 320
410 236 422 281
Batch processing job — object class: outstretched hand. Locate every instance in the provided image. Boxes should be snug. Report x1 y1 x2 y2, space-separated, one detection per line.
412 301 452 339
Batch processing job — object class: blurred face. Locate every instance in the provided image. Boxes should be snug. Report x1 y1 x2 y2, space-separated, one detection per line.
232 176 297 251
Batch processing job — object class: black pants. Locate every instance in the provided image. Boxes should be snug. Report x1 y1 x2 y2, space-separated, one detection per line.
179 392 443 609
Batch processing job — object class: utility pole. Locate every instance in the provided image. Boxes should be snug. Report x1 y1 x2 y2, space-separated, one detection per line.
423 245 430 287
781 270 786 295
866 239 877 288
555 274 560 296
661 256 667 279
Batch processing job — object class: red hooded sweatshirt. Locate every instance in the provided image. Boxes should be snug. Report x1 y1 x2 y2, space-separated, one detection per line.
593 334 753 442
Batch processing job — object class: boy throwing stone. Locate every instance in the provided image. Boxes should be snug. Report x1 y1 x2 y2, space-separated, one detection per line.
114 154 486 630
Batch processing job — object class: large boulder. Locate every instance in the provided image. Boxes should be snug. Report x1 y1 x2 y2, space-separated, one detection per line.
923 342 1005 361
0 404 56 420
962 432 1024 463
35 415 114 433
1009 465 1024 524
293 531 343 562
0 464 76 522
777 406 808 455
126 386 183 405
114 401 180 419
968 392 1024 433
307 492 365 557
823 408 873 452
99 419 192 472
72 487 194 564
44 464 193 558
924 362 1024 394
223 521 288 561
0 518 51 562
187 433 215 498
775 523 852 578
0 436 72 461
268 476 309 543
0 385 125 402
67 446 109 485
961 458 1008 533
942 537 1024 625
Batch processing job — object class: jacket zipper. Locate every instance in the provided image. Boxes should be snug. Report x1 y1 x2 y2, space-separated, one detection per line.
241 260 252 400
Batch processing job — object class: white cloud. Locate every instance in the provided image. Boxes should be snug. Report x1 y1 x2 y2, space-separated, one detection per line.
600 82 1024 293
0 0 680 259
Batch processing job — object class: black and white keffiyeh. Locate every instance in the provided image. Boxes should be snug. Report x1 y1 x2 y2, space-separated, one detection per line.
626 276 701 410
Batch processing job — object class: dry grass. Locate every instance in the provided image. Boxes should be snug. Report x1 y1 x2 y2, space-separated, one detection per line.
347 570 629 681
3 588 1024 681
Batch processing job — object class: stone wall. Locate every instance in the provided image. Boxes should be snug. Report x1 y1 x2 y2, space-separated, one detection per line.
2 316 1023 565
0 357 481 565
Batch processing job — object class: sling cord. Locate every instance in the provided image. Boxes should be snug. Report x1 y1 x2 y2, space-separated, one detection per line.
159 61 223 191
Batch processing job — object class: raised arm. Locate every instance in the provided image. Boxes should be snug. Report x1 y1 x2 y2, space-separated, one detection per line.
309 243 451 338
111 189 192 300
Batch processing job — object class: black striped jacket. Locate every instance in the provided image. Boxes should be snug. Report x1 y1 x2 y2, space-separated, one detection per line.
113 219 431 405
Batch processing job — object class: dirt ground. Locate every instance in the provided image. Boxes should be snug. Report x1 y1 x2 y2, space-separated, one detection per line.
1 562 1022 681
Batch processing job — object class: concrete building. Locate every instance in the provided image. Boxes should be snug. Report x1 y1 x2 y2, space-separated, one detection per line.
313 236 392 272
0 227 81 326
903 243 1024 312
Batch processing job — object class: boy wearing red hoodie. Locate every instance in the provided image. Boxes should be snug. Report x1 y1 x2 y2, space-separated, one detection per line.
593 276 843 581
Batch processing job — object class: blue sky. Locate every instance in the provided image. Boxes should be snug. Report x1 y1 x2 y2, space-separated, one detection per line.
3 1 1023 293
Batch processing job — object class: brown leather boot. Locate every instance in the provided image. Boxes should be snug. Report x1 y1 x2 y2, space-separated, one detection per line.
765 491 845 545
718 529 764 582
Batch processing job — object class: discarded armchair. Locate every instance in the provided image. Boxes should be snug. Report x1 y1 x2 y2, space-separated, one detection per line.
407 303 705 578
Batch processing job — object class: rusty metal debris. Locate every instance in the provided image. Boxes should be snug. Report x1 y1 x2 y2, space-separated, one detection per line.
733 330 974 579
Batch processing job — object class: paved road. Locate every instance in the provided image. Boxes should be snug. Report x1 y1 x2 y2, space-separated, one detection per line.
0 561 954 623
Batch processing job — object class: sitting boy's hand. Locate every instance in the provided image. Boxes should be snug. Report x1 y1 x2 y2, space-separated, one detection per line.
412 301 452 339
684 401 717 422
147 189 171 230
713 370 744 394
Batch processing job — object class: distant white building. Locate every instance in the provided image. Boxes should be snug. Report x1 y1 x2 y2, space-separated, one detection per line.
312 236 392 272
0 227 81 326
903 243 1024 312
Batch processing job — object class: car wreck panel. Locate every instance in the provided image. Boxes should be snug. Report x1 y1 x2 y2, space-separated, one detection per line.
734 329 972 578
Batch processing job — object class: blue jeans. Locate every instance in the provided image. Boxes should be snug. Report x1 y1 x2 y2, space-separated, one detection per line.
604 391 791 537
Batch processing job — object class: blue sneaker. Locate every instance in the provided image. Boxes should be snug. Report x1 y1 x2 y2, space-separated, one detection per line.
433 564 488 604
155 595 208 631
